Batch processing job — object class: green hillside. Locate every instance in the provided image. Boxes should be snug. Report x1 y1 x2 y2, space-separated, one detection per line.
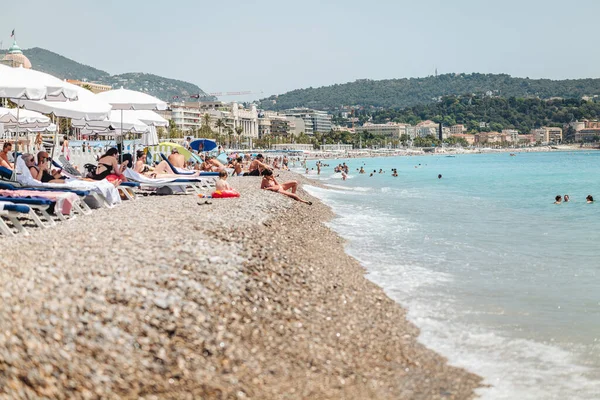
14 47 212 101
23 47 109 81
259 73 600 110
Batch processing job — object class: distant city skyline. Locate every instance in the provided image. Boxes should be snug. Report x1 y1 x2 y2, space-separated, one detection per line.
2 0 599 102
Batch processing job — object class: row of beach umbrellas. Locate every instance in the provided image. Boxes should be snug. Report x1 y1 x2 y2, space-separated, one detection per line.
0 64 168 158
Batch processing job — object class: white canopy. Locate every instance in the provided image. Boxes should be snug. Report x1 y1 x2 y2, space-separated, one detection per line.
95 88 167 111
141 125 160 146
20 83 111 121
0 107 50 125
0 64 79 101
72 110 148 134
126 110 168 127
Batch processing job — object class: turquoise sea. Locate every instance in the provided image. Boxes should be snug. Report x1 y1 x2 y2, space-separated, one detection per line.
298 151 600 400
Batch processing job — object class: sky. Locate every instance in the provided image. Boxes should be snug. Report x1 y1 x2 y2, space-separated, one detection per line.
2 0 599 102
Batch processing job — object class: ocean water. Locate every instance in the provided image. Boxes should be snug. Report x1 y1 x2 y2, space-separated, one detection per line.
297 152 600 400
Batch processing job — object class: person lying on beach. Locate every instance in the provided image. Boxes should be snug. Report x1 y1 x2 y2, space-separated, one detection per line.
215 171 234 191
23 153 65 183
0 142 13 170
134 150 180 177
247 154 272 176
206 155 226 172
554 195 562 204
168 148 186 168
90 148 128 182
260 169 312 205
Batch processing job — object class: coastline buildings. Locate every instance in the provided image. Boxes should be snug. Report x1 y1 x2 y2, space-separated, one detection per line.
282 108 332 135
169 102 259 138
531 127 563 143
570 120 600 142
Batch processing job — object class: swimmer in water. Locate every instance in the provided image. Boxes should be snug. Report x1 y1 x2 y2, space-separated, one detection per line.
438 174 442 179
554 195 562 204
564 194 570 202
369 173 373 177
359 167 365 174
586 195 594 203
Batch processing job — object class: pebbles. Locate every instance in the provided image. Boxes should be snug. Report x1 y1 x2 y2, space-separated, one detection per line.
0 172 481 399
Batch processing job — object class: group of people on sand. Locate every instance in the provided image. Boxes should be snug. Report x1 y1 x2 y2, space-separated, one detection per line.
554 194 594 204
211 153 312 205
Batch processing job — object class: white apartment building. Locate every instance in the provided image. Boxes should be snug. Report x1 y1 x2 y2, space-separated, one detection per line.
170 101 259 138
283 108 333 134
502 129 519 142
531 127 563 143
321 144 353 151
358 122 414 138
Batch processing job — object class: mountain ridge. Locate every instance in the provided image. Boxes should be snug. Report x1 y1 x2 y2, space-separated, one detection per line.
258 73 600 111
14 47 213 101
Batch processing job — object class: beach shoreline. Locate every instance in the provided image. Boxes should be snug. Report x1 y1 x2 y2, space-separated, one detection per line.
0 172 481 399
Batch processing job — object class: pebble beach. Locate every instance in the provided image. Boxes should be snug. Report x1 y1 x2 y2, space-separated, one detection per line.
0 171 482 399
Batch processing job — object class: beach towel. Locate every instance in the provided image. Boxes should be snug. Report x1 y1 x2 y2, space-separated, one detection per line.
0 189 78 215
15 157 121 206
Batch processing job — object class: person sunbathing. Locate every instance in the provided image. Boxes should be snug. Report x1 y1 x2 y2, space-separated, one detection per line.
260 169 312 205
90 148 128 182
231 157 244 176
135 150 181 177
23 153 65 183
0 142 13 170
215 171 235 191
168 148 186 168
206 156 226 172
247 154 272 176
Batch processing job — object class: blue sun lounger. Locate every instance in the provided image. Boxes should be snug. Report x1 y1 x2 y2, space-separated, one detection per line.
0 201 33 236
159 153 220 177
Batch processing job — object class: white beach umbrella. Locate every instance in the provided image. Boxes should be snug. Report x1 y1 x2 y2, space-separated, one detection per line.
20 83 111 121
0 64 79 101
95 88 167 111
126 110 168 127
72 110 148 134
0 107 50 125
95 88 166 159
141 125 159 146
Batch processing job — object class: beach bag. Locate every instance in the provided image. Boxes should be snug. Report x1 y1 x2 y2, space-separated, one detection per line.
155 186 173 195
83 163 97 178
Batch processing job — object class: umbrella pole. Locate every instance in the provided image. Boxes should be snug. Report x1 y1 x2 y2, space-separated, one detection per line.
118 109 123 163
10 99 21 181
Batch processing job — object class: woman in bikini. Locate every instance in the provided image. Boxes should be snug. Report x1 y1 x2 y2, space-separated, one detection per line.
260 169 312 204
91 148 128 182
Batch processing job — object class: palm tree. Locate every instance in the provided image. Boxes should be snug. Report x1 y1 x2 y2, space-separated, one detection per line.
200 113 213 138
226 126 234 148
235 126 244 149
215 118 225 147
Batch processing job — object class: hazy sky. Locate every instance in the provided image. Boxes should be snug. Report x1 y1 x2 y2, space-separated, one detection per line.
2 0 599 101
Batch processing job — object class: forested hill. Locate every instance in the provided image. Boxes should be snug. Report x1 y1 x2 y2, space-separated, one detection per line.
18 47 213 101
259 73 600 110
363 95 600 136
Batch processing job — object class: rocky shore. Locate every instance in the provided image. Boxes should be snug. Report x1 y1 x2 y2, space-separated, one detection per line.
0 172 481 399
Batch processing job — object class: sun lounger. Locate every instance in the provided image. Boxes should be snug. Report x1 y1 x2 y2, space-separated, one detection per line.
159 153 220 177
0 196 56 228
0 201 31 236
123 169 212 195
53 159 139 201
0 188 87 220
7 158 121 208
0 181 93 216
